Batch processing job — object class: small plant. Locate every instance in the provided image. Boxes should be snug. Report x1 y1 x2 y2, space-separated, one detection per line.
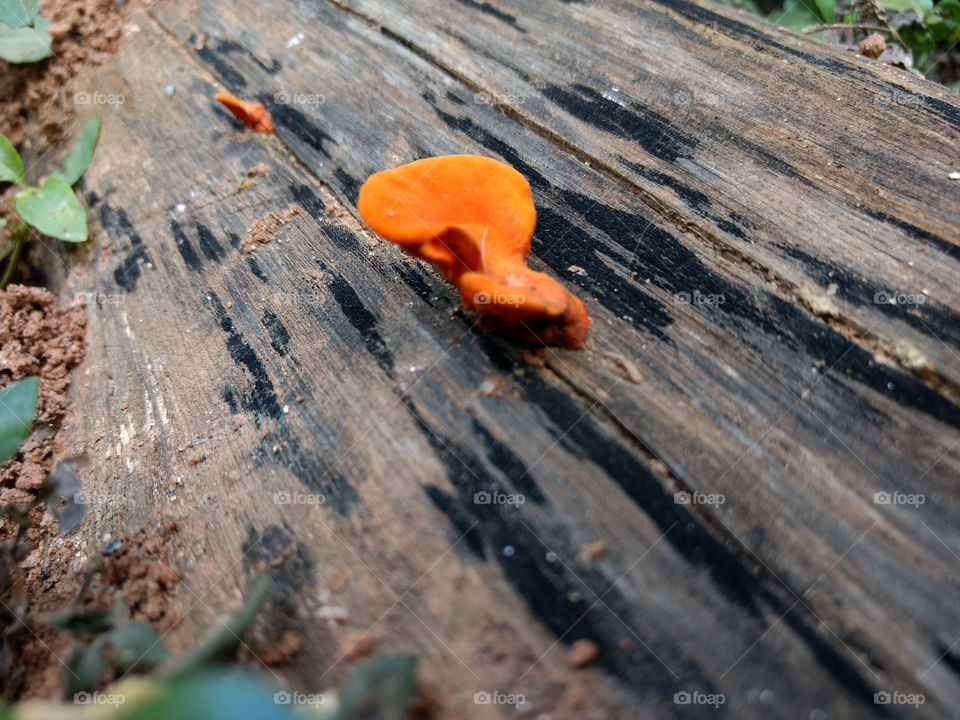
0 376 39 463
0 0 53 63
0 115 100 288
895 0 960 75
714 0 960 83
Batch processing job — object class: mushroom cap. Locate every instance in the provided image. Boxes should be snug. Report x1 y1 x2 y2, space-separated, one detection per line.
358 154 590 349
358 155 535 278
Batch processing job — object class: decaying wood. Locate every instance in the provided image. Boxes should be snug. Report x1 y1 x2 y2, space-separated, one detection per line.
35 0 959 717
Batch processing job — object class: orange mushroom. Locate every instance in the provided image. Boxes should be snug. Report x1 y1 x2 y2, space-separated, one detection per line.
214 92 273 133
358 155 590 349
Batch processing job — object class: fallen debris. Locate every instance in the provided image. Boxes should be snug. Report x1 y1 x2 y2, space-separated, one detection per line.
242 203 302 254
567 638 600 668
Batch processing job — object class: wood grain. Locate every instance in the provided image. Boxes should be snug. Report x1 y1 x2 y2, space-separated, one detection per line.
40 0 960 717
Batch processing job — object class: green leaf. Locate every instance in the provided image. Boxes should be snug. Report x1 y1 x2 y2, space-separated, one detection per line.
121 670 303 720
771 0 823 30
0 132 24 184
14 176 88 242
0 0 40 28
812 0 836 22
65 638 107 695
105 621 168 672
335 654 417 720
711 0 762 12
53 115 101 186
163 575 271 682
0 16 53 63
40 606 115 634
876 0 933 13
0 376 39 463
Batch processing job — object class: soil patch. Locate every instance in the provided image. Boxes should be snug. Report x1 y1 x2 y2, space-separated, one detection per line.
0 0 133 153
10 515 182 700
0 284 85 498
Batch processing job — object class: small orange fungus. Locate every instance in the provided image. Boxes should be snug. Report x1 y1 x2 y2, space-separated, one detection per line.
214 92 273 133
358 155 590 349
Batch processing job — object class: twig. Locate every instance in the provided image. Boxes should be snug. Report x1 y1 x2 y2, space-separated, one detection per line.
802 23 906 48
0 235 25 289
71 561 103 608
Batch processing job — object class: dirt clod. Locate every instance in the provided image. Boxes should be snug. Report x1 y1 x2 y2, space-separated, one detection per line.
858 33 886 59
567 638 599 668
102 517 182 628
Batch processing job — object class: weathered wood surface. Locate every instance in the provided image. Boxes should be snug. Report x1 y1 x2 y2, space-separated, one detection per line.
41 0 960 717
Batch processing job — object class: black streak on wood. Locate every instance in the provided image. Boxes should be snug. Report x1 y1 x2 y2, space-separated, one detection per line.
196 223 228 262
262 309 291 356
542 84 697 163
208 291 282 421
779 244 960 349
267 101 336 158
408 398 707 697
452 0 525 31
171 221 204 273
193 34 248 89
261 427 360 516
98 203 151 292
327 274 396 378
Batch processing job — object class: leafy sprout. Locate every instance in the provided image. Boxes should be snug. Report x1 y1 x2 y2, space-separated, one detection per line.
0 376 39 464
0 116 100 288
0 1 52 64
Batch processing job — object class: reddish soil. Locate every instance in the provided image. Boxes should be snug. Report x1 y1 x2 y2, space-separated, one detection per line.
10 515 182 700
0 284 85 498
0 0 134 152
